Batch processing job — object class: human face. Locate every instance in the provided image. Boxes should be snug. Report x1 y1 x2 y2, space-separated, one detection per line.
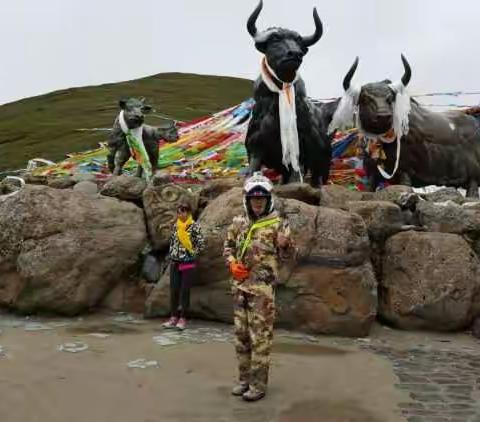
249 197 268 217
177 206 189 222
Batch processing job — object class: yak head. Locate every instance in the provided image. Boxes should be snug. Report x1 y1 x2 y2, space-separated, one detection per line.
118 97 152 130
247 0 323 83
155 120 179 142
342 55 412 135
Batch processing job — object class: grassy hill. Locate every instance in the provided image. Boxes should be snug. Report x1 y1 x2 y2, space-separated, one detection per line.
0 73 253 173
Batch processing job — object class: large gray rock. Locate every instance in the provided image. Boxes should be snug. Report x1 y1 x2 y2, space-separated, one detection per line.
368 185 414 203
380 231 480 331
47 176 76 190
274 183 321 206
0 185 146 315
424 187 465 204
416 200 480 235
100 175 147 202
345 200 407 282
73 181 98 196
319 184 362 209
345 201 404 240
146 188 377 337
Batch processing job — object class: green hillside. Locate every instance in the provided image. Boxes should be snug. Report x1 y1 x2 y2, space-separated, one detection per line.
0 73 253 173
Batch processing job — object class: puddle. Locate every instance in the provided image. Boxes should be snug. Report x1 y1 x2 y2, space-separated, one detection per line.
273 342 350 356
278 399 382 422
66 323 140 335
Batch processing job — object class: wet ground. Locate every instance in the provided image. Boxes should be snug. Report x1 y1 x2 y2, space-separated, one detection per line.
0 313 478 422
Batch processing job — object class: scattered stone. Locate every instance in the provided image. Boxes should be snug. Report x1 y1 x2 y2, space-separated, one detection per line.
88 333 110 339
57 342 89 353
24 322 53 331
127 359 159 369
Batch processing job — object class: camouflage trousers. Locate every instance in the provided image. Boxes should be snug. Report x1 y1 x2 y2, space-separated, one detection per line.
233 287 275 393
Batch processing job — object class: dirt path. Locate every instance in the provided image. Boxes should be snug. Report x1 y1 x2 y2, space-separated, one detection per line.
0 314 477 422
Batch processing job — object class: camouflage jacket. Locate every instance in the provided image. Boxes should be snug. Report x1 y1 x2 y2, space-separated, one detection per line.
223 211 295 296
168 221 205 263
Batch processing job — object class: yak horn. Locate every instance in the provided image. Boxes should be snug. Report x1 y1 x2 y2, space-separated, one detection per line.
301 8 323 47
343 57 359 91
400 54 412 87
247 0 263 38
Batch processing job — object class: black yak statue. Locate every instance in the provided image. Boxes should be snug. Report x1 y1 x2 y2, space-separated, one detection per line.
244 0 331 187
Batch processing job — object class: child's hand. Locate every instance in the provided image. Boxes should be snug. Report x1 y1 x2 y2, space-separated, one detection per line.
277 232 289 248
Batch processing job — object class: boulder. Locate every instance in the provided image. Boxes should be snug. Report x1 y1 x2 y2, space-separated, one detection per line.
73 181 98 196
0 178 22 195
380 231 480 331
319 184 362 209
23 173 47 185
416 200 480 236
424 187 465 204
146 188 377 337
345 201 404 240
277 263 376 336
197 177 243 211
72 173 96 183
151 172 174 186
0 185 146 315
472 317 480 339
100 278 147 314
47 176 76 189
345 200 407 282
100 175 147 202
199 177 243 202
369 185 414 203
274 183 321 206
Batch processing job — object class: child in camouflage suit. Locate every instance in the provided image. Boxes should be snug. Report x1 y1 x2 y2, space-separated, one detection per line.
223 173 295 402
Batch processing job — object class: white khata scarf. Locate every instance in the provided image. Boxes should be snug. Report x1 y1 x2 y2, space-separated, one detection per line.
328 80 411 180
260 57 303 182
118 110 153 181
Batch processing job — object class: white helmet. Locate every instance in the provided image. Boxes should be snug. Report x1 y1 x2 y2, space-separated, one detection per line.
244 172 273 197
243 172 274 217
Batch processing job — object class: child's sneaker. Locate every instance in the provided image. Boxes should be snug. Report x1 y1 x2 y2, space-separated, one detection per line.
176 318 187 331
162 317 178 329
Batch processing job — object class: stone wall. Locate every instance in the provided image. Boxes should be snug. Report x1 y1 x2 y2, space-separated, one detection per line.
1 177 479 336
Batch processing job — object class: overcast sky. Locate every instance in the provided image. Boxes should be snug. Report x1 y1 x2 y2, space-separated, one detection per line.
1 0 479 108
